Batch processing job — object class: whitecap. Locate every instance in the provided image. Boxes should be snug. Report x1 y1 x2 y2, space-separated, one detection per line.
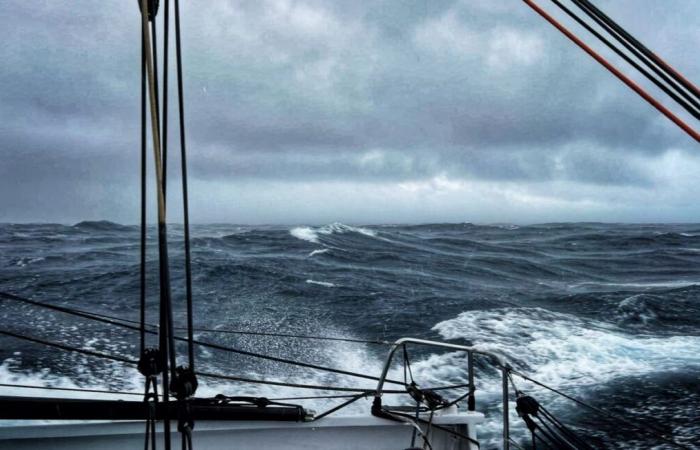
289 222 377 244
614 294 658 326
317 222 377 238
305 279 335 287
431 307 700 390
308 248 330 257
569 280 700 289
290 226 319 243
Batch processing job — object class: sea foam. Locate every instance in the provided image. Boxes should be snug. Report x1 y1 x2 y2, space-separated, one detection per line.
290 222 377 244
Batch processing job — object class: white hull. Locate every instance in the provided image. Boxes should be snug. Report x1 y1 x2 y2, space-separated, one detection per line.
0 411 483 450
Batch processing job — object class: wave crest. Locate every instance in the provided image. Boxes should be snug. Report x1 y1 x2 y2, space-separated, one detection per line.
432 307 700 388
290 222 377 244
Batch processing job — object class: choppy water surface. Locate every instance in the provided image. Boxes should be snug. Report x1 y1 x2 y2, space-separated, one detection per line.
1 221 699 448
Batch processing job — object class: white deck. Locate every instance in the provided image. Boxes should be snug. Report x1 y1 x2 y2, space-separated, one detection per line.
0 411 484 450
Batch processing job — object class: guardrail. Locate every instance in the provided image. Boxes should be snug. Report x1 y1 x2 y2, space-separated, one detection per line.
373 337 512 450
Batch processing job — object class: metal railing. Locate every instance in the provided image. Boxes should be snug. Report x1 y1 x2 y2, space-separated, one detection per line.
373 338 512 450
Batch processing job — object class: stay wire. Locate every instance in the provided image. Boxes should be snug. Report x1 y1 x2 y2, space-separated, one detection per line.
0 292 407 386
511 370 689 449
139 4 148 356
538 405 593 450
72 306 388 345
70 308 388 346
0 382 147 398
0 295 391 349
141 3 176 445
0 293 393 376
508 437 527 450
575 0 700 100
0 292 476 398
312 392 369 421
551 0 700 119
161 0 169 203
521 0 700 142
0 328 406 394
534 414 577 449
173 0 195 371
386 409 479 449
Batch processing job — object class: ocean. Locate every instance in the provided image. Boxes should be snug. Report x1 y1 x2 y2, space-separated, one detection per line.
1 221 699 448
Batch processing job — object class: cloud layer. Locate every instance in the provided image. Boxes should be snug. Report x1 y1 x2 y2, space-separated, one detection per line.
1 0 698 224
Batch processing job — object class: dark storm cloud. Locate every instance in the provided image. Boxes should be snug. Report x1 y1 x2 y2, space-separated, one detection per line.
0 0 698 223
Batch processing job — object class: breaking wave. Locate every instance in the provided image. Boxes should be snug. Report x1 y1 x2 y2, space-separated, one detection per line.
290 223 377 244
2 221 700 446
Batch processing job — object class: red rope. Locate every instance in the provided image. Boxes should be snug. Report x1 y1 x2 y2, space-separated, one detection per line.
522 0 700 143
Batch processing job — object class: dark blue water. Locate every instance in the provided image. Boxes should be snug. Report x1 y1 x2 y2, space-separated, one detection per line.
1 221 699 448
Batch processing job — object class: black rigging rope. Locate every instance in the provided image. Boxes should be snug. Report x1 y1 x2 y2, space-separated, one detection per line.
140 14 148 357
0 328 407 394
161 0 169 203
80 309 389 345
312 392 369 421
139 1 177 447
0 383 148 397
0 292 398 384
550 0 700 119
511 370 690 449
173 0 195 373
51 306 388 345
574 0 700 102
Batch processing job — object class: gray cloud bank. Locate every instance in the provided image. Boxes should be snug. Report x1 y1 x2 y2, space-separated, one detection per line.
1 0 698 224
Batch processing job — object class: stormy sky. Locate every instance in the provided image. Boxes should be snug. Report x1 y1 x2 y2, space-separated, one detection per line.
0 1 698 225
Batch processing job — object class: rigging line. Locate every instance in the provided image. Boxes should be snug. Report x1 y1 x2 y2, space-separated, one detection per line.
0 296 470 394
174 0 195 371
149 16 161 132
0 292 408 386
510 370 690 449
0 328 404 394
537 406 594 450
550 0 700 119
0 329 135 365
532 430 556 450
140 8 148 356
267 394 364 401
0 383 148 397
533 415 577 450
139 4 174 447
312 393 369 421
512 370 668 437
521 0 700 143
162 0 169 203
568 0 700 112
182 326 390 346
572 0 700 119
141 0 177 399
51 307 388 346
576 0 700 101
58 308 388 345
386 409 479 449
531 420 568 450
0 292 388 345
508 437 527 450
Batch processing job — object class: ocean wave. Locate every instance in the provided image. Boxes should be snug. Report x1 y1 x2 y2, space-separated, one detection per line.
432 307 700 389
72 220 134 232
308 248 330 257
570 280 700 290
289 223 377 244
